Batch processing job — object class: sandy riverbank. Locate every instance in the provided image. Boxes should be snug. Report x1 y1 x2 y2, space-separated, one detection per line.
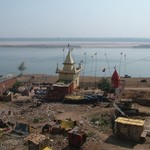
0 74 150 150
17 74 150 88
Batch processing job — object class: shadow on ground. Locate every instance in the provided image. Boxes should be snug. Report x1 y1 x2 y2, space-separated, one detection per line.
105 134 139 149
62 145 82 150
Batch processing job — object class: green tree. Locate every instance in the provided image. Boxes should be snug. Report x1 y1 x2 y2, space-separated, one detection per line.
98 78 112 93
18 61 26 76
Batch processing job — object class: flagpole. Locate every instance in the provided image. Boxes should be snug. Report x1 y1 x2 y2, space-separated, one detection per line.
124 54 126 77
90 55 94 77
89 55 94 87
119 52 123 75
102 68 106 78
82 52 86 88
62 49 65 62
105 53 111 76
94 52 97 88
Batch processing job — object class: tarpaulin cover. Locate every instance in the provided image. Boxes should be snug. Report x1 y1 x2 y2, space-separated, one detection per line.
60 120 75 130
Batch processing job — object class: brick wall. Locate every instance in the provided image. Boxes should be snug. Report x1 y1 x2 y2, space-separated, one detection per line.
0 78 17 95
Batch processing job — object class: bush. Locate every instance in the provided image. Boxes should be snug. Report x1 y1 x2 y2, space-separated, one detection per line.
87 130 95 137
33 118 40 123
13 81 23 88
98 78 112 93
90 114 111 130
91 116 110 126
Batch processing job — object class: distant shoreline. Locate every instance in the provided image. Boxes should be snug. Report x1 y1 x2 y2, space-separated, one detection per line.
1 37 150 48
1 41 150 48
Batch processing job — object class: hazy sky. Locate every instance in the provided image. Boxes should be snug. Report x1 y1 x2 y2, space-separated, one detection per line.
0 0 150 38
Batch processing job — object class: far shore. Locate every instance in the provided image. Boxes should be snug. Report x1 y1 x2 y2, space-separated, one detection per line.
1 41 150 48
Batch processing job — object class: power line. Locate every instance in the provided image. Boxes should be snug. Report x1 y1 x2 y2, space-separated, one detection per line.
83 54 150 76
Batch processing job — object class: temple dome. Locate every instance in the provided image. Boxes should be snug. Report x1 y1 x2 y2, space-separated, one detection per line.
64 51 75 64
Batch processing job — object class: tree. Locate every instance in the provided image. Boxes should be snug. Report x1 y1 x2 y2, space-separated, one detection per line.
18 61 26 76
98 78 112 93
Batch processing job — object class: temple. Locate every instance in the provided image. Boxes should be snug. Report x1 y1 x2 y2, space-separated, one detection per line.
56 50 82 89
47 50 82 101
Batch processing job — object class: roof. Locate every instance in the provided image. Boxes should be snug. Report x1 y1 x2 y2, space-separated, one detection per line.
60 120 75 130
0 76 16 83
52 80 72 87
111 69 120 88
111 69 120 81
14 122 29 133
55 63 61 73
115 117 145 126
64 95 84 100
64 51 74 64
25 133 46 145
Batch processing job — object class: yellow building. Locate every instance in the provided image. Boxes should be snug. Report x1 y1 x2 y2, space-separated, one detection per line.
115 117 145 141
56 50 82 90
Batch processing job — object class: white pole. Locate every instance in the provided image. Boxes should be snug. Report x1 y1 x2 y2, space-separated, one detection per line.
90 55 94 77
124 54 126 76
119 52 123 75
94 52 97 87
105 53 111 76
82 52 86 87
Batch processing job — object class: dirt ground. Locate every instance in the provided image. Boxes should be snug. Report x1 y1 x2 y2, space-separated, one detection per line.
0 75 150 150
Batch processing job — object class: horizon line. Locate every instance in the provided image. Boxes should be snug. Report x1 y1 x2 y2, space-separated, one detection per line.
1 37 150 39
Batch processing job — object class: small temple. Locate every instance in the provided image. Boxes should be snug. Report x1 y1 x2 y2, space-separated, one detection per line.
47 50 82 101
56 50 82 89
111 69 120 88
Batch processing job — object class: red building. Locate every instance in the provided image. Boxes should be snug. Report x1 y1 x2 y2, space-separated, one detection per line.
47 81 74 101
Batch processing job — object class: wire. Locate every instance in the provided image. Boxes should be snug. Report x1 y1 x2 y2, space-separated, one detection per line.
83 55 150 76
